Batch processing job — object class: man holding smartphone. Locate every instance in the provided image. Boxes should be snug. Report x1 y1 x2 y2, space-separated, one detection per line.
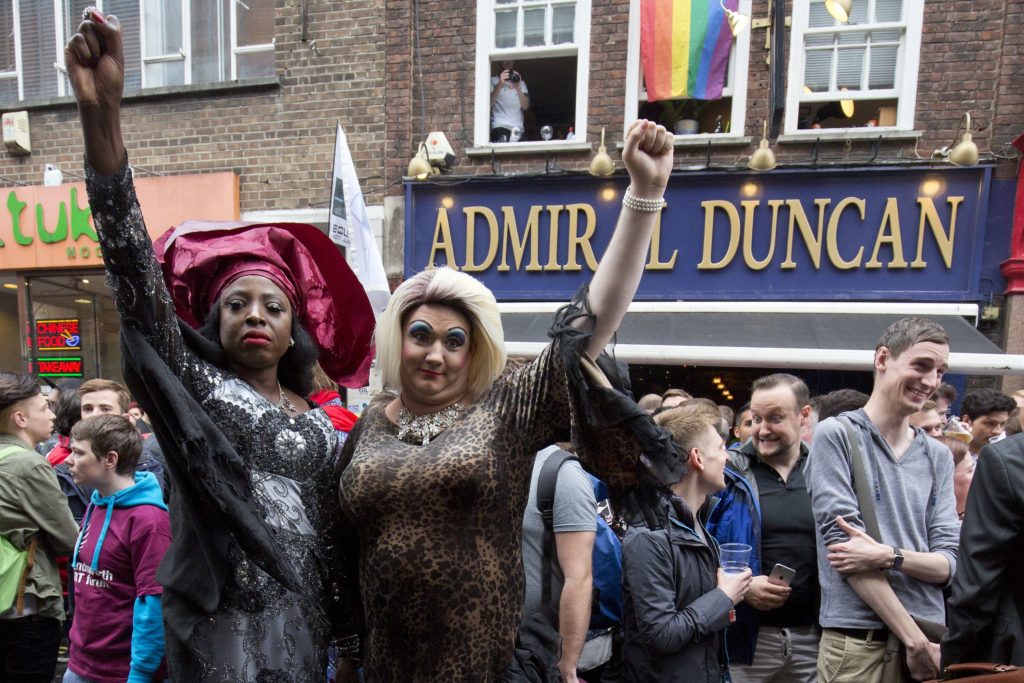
707 373 820 683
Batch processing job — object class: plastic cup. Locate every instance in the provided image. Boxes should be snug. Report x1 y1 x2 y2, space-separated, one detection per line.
720 543 752 573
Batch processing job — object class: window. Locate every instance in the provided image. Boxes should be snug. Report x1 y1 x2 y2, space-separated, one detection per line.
0 0 275 106
474 0 591 145
785 0 923 134
625 0 752 139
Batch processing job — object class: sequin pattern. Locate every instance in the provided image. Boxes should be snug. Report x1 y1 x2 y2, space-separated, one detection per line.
86 163 342 682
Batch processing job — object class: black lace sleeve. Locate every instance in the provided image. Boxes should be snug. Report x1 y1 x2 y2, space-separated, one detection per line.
85 161 198 387
538 285 686 527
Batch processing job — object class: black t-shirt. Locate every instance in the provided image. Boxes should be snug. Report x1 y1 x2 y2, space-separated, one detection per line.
751 455 820 627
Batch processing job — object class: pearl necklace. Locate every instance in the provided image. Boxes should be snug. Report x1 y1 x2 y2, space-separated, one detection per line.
396 401 464 445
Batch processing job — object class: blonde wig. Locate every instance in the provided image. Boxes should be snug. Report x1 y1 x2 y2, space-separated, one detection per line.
375 267 506 399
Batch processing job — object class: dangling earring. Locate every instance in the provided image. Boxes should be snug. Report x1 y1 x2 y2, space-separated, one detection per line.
289 337 295 347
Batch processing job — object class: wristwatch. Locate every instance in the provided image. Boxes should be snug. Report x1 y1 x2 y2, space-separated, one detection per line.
888 546 905 572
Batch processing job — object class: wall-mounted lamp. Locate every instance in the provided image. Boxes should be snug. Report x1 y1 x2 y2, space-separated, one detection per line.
589 127 615 177
720 0 749 36
748 121 777 171
406 143 432 180
933 112 979 166
825 0 852 22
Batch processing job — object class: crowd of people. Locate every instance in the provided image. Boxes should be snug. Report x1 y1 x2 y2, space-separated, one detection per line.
0 8 1021 683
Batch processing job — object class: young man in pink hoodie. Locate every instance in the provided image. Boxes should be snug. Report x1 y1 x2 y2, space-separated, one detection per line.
65 415 171 683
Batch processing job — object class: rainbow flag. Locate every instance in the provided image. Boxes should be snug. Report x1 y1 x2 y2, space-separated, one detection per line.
641 0 736 102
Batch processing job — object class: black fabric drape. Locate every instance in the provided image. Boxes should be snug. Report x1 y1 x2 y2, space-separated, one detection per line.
121 322 301 643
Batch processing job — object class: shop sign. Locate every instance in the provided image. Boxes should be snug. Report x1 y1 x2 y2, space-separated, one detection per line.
405 167 992 301
36 356 83 378
0 172 239 270
34 318 81 351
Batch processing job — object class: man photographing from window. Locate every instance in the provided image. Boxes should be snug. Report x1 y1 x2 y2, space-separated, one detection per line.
490 60 530 142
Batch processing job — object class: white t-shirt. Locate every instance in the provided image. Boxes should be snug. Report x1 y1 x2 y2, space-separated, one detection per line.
490 75 529 130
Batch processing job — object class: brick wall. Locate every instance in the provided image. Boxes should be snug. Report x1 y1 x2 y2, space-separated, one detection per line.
384 0 1024 185
0 0 388 213
0 0 1020 266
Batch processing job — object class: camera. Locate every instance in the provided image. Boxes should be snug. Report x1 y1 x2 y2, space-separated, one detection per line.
509 71 521 84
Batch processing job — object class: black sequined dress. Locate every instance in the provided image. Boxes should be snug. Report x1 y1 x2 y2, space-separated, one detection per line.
86 163 351 682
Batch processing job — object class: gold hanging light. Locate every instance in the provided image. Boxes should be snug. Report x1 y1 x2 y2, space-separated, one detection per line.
748 120 777 171
948 112 979 166
406 142 432 179
589 127 615 177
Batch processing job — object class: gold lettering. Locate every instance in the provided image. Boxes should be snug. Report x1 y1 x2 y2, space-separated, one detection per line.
698 200 740 269
427 208 457 268
564 204 598 272
911 196 963 269
781 199 829 269
826 197 866 270
544 205 565 271
865 198 908 269
463 206 499 272
645 211 678 270
498 205 542 272
742 200 776 270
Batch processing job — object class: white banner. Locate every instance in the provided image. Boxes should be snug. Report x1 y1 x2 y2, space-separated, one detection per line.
329 122 391 316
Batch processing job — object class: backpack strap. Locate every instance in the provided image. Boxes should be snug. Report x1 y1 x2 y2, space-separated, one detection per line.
536 448 580 611
14 536 37 616
0 445 22 461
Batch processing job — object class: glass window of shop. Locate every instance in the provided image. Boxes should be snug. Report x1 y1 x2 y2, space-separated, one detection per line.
0 270 123 384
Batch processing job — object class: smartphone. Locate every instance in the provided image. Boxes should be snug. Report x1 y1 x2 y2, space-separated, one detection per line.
768 563 796 587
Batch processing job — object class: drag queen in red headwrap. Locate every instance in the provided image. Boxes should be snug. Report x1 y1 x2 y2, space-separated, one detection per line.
67 9 373 681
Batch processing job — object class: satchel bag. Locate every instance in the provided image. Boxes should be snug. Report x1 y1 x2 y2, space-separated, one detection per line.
923 663 1024 682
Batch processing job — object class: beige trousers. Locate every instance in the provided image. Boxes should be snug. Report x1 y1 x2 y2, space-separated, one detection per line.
816 628 907 683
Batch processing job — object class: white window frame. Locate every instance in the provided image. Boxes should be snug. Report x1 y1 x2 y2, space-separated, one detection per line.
139 0 190 88
474 0 592 146
624 0 751 140
229 0 274 81
784 0 923 135
0 0 23 101
0 0 276 105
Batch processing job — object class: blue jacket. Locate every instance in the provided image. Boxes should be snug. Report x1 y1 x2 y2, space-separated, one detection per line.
705 442 765 666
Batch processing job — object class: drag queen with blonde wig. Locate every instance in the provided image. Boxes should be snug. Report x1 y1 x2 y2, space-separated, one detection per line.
338 120 678 681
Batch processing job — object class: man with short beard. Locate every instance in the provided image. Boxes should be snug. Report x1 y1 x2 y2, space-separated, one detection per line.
707 374 819 682
806 318 960 683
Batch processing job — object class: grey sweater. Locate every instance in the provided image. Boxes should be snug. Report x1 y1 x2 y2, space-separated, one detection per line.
806 409 960 628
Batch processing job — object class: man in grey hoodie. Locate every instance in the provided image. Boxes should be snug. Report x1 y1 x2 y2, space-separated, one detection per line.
806 318 960 683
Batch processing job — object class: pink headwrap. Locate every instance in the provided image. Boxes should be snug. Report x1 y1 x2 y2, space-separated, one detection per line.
153 220 375 389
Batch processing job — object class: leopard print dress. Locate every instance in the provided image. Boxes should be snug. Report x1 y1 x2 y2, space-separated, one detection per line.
339 334 630 681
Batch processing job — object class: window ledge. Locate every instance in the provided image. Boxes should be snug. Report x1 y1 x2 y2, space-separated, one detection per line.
3 76 279 111
466 141 593 157
777 129 923 144
616 135 753 149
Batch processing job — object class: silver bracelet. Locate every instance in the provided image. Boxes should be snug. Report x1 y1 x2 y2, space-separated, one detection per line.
622 186 666 213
